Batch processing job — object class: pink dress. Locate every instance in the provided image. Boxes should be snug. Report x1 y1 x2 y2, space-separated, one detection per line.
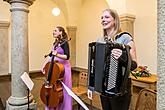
45 46 72 110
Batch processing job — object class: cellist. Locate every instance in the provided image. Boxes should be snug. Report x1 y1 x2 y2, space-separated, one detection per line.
41 26 72 110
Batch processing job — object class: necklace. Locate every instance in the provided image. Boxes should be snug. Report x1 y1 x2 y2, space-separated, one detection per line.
104 36 113 43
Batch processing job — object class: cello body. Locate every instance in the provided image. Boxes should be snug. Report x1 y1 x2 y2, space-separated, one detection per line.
40 61 65 108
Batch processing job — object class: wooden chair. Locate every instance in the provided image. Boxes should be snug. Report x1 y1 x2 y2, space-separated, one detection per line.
72 72 92 110
0 98 5 110
135 88 157 110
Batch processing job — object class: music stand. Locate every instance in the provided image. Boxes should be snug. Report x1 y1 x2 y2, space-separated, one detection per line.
21 72 34 110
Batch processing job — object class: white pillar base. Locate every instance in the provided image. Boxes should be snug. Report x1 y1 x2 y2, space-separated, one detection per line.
6 100 37 110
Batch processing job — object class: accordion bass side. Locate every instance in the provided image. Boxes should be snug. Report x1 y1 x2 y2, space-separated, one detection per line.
88 42 131 96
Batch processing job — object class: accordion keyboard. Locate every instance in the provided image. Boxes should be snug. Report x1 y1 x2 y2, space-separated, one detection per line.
107 55 118 91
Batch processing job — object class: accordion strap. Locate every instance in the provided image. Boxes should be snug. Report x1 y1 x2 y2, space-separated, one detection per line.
120 45 132 95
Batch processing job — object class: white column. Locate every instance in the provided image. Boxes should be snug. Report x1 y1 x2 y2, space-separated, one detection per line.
157 0 165 109
4 0 37 109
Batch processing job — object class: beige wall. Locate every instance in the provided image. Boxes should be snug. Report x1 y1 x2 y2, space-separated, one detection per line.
0 21 10 75
125 0 157 73
0 0 157 74
0 0 10 21
76 0 109 69
0 0 66 72
0 0 11 74
76 0 157 73
28 0 66 70
106 0 127 14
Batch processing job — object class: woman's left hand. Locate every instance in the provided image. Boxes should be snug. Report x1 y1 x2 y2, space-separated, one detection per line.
52 50 58 56
111 49 122 59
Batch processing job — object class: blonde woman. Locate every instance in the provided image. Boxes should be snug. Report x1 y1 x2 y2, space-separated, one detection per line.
88 9 137 110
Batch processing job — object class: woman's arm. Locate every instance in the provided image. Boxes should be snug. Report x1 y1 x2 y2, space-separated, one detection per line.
52 42 70 60
127 41 137 62
54 52 68 60
111 40 137 70
127 41 138 70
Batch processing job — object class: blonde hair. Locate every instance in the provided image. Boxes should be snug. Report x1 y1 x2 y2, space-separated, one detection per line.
103 9 121 41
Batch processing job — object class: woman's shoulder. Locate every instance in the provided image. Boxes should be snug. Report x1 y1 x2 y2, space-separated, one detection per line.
61 40 69 48
115 32 133 44
117 32 132 39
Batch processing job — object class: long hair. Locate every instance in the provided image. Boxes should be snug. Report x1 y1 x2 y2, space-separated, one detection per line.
103 9 121 41
56 26 68 42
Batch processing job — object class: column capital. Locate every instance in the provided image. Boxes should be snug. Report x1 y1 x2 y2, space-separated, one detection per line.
3 0 35 6
120 13 136 22
66 26 77 31
119 13 136 36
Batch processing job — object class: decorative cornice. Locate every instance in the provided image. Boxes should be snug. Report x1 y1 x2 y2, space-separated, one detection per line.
3 0 35 6
66 26 77 31
0 21 10 28
120 13 136 22
3 0 35 12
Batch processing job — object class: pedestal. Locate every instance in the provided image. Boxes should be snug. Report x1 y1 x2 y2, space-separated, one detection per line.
6 100 37 110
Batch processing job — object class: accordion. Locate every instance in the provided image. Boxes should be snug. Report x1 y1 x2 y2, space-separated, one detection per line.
88 42 131 96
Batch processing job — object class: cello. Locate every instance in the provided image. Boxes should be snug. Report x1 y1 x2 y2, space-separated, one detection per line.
40 38 66 108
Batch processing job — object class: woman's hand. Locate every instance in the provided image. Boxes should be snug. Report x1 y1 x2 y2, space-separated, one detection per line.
41 64 46 74
41 56 51 74
111 49 122 59
52 50 58 56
